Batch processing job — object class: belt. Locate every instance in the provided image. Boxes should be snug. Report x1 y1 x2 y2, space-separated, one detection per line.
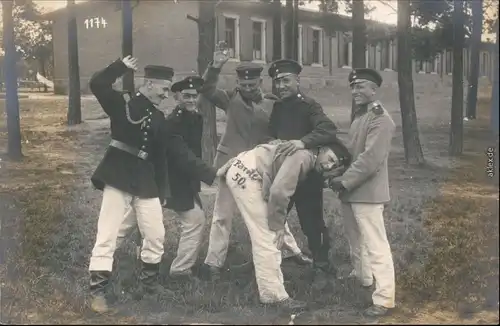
109 139 149 160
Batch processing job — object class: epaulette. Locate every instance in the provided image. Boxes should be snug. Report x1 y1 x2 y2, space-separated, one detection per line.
371 101 384 116
298 94 317 106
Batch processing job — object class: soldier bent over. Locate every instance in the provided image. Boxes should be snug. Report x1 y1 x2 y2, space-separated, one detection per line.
216 139 350 310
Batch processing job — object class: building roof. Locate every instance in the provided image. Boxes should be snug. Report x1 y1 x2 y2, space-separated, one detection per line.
40 0 495 47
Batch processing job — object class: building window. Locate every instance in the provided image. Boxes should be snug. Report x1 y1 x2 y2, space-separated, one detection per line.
311 28 323 65
391 40 397 70
381 40 390 70
224 15 240 60
445 50 453 74
339 33 350 67
298 24 303 64
251 19 266 62
481 52 488 76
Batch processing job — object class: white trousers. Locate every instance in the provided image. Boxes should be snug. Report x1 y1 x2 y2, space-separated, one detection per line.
116 202 206 275
341 202 395 308
204 177 302 268
223 152 290 303
89 185 165 272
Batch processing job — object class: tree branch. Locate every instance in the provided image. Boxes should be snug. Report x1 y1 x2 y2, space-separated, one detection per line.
376 0 396 14
187 14 199 24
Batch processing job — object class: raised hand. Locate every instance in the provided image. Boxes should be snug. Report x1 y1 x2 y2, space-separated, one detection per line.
213 41 230 69
122 55 138 71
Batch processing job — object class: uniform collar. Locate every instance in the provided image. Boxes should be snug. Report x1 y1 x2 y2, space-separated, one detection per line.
280 91 304 102
354 100 378 117
133 91 156 110
174 104 199 116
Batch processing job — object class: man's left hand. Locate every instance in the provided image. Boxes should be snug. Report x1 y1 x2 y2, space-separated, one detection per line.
278 140 305 156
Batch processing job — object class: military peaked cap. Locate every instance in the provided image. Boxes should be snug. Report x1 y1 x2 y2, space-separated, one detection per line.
268 59 302 79
348 68 383 87
235 62 263 80
171 76 204 93
144 65 174 81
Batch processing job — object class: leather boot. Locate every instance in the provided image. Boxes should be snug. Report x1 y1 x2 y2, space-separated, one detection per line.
135 261 164 300
89 271 111 313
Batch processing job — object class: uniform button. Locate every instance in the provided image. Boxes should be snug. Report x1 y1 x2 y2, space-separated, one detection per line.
144 137 148 141
147 125 151 129
148 118 151 122
141 145 146 150
144 131 148 136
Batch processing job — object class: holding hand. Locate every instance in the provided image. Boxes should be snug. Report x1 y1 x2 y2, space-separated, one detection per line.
278 140 305 156
328 178 346 193
267 139 282 146
213 41 230 69
216 157 236 178
122 55 138 71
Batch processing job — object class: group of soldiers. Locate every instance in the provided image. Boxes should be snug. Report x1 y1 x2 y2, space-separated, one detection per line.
86 43 397 318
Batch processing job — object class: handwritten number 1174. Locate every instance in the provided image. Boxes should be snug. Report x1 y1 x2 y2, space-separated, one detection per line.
84 17 108 29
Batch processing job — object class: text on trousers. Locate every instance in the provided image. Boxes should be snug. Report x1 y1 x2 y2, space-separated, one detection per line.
231 159 262 189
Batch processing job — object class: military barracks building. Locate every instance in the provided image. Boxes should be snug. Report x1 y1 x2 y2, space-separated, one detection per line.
43 0 496 94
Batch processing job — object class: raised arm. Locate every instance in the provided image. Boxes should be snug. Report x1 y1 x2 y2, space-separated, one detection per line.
89 56 134 117
300 101 339 149
199 63 233 112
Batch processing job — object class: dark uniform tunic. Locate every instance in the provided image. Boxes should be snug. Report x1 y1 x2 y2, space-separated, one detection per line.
90 59 168 200
267 92 339 262
163 105 217 212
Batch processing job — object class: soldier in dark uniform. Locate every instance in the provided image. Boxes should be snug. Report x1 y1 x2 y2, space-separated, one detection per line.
164 76 219 279
267 59 340 275
116 76 218 280
87 56 174 313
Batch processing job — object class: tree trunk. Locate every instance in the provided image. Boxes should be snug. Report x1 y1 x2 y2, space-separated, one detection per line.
67 0 82 125
449 0 465 156
465 0 483 119
284 0 294 59
272 0 282 61
397 0 425 165
293 0 299 61
490 22 499 136
121 0 134 92
2 0 23 160
351 0 367 123
196 1 218 166
271 0 282 96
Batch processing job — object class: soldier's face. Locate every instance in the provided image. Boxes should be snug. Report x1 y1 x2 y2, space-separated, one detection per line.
237 78 262 100
275 74 299 99
177 89 198 111
351 80 376 105
315 147 339 173
146 79 172 105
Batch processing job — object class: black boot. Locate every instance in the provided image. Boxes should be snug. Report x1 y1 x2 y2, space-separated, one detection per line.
135 261 165 300
89 271 111 313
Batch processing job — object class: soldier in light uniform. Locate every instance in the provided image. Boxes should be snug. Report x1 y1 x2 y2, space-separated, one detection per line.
267 59 340 275
200 44 312 280
87 56 174 313
215 138 350 310
326 68 396 317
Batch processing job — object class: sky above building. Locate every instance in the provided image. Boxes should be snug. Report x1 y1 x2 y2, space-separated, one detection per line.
35 0 399 24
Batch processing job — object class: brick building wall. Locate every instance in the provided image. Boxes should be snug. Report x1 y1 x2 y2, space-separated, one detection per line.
47 0 494 95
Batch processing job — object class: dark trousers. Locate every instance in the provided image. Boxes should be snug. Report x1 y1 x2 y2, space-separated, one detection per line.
287 171 330 262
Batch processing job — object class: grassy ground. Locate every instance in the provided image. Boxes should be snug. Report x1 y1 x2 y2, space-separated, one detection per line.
0 89 498 324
